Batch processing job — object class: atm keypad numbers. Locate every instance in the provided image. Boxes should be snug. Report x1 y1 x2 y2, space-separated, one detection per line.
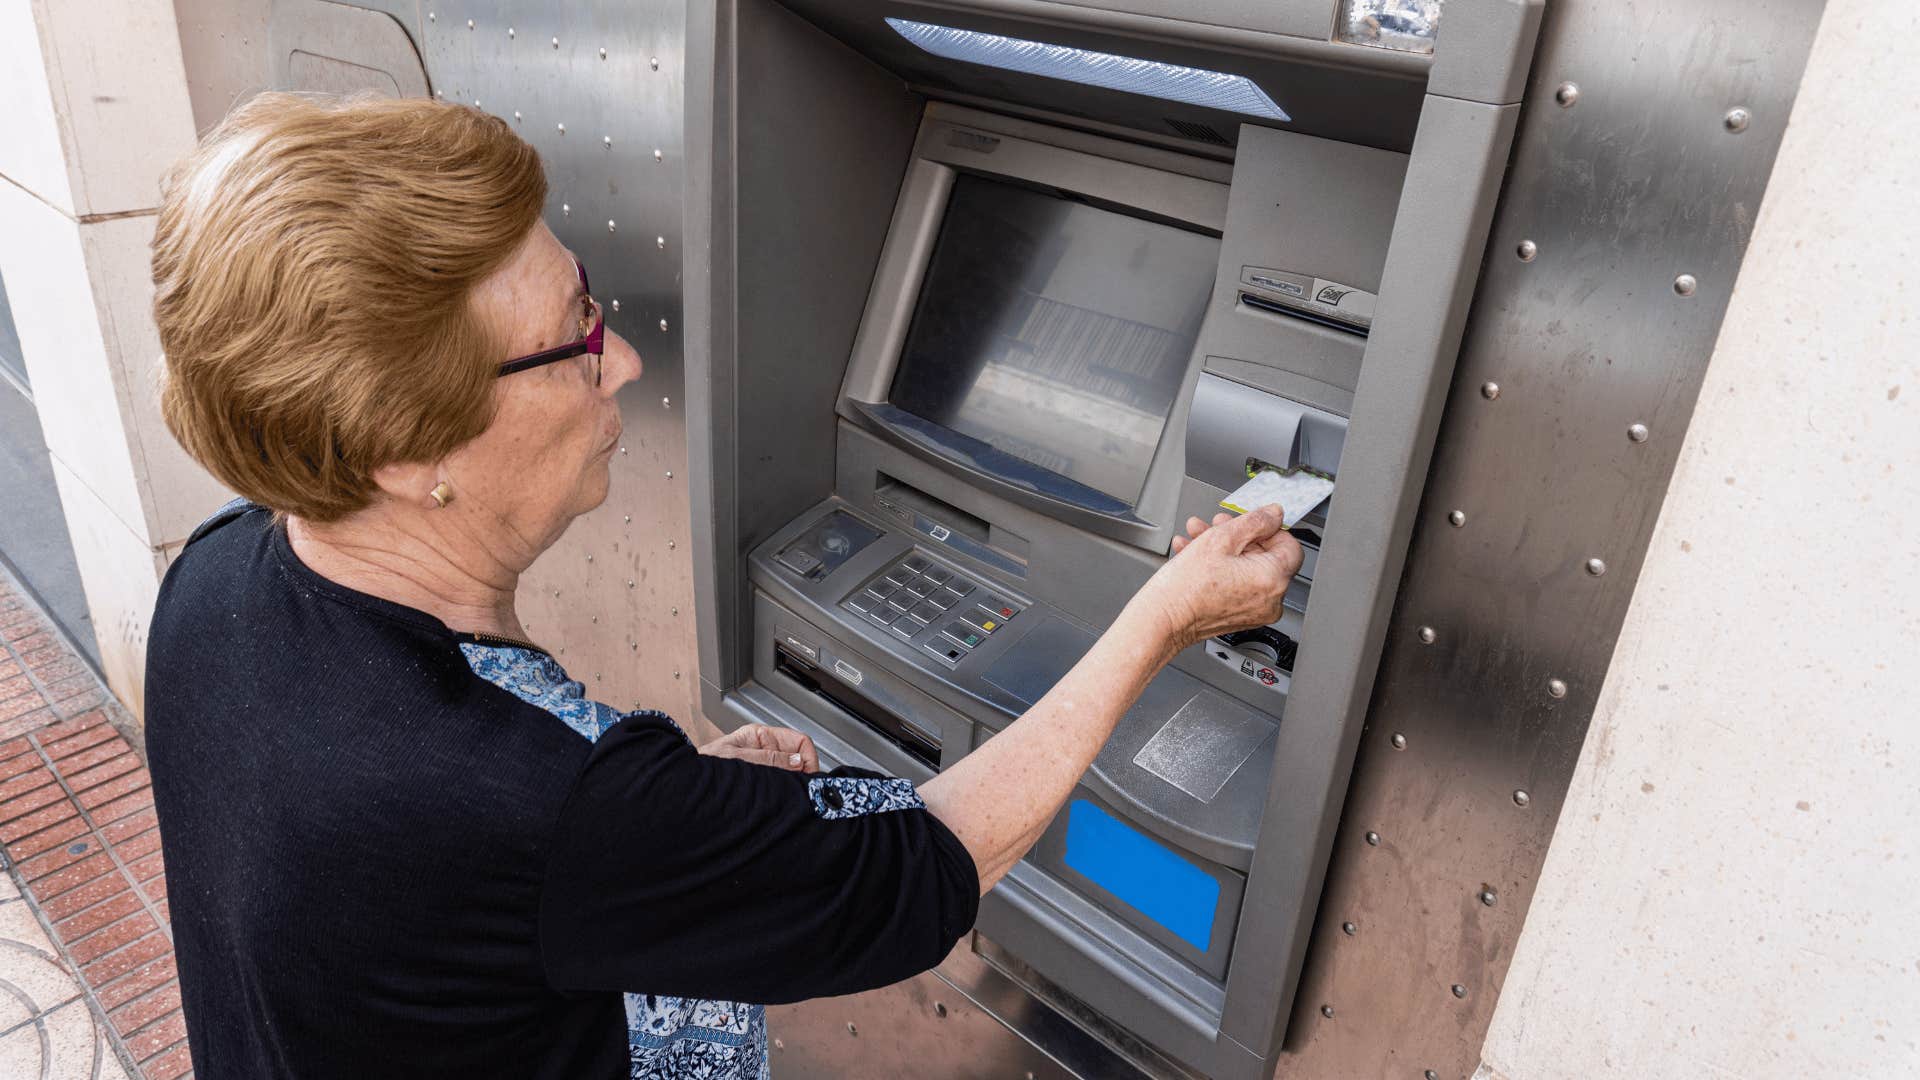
843 553 1022 668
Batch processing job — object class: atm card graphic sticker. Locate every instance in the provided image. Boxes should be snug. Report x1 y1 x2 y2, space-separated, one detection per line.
1220 467 1335 528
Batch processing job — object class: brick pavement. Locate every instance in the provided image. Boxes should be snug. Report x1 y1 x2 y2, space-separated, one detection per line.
0 563 187 1079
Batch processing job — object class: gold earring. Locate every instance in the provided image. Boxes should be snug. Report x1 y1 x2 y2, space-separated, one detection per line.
429 481 454 508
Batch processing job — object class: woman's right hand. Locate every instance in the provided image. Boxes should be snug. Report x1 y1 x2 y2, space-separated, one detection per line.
1132 505 1303 652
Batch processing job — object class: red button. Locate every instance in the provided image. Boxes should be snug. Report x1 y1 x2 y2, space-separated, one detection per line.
997 606 1014 618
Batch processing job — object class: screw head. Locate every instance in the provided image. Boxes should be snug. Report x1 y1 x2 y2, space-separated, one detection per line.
1628 423 1650 443
774 1038 785 1051
599 47 608 59
665 470 673 479
603 135 612 147
1547 678 1568 699
1451 984 1468 999
1480 888 1498 906
659 318 670 332
1418 625 1437 644
1365 831 1381 846
933 1001 948 1018
427 11 435 20
656 236 667 250
608 219 617 233
1674 273 1698 297
1447 510 1466 528
1586 557 1607 577
1724 106 1751 133
585 554 593 562
619 446 627 455
610 299 621 313
561 202 570 216
846 1022 857 1036
662 396 672 407
1481 381 1500 400
513 110 522 121
1321 1004 1335 1018
626 580 636 589
623 515 632 523
1513 789 1533 807
552 36 560 48
466 18 474 29
557 122 566 134
670 607 678 616
650 56 660 70
668 539 676 549
1342 921 1358 936
1427 1071 1440 1080
654 148 664 162
1391 732 1407 750
507 27 515 38
1516 239 1538 262
1554 81 1580 107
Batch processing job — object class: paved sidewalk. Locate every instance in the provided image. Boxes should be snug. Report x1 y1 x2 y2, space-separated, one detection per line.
0 562 186 1078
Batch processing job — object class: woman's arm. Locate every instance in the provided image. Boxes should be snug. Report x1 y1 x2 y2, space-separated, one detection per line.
919 505 1302 893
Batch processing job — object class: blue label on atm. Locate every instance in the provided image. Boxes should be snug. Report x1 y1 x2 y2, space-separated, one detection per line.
1063 799 1219 952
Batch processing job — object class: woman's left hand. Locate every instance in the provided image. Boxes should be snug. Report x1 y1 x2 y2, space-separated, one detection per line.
700 723 819 773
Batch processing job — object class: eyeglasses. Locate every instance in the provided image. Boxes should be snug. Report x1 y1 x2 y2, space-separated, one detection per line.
496 257 604 387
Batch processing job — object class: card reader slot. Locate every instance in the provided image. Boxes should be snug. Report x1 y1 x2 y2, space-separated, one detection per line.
773 644 941 769
1238 290 1369 338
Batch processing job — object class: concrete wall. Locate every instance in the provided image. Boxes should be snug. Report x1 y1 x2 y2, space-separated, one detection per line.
0 0 230 716
1479 1 1919 1076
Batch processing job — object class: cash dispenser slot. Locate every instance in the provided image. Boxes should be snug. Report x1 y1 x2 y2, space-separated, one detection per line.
773 643 942 769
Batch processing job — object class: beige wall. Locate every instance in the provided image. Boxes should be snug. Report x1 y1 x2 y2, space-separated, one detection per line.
1479 0 1919 1076
0 0 230 715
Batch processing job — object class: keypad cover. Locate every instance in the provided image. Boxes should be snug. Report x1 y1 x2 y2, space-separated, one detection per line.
841 552 1021 665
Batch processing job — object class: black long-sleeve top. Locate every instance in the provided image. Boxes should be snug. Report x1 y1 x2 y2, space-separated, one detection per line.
144 502 978 1078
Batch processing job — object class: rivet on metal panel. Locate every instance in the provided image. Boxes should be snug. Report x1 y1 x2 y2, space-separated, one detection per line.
562 203 570 217
1513 789 1533 807
933 1001 947 1018
599 47 608 60
846 1022 857 1036
1391 733 1407 750
590 616 597 623
656 236 667 250
1426 1071 1440 1080
609 220 617 233
552 590 560 598
662 396 672 408
674 671 682 679
668 540 676 550
1554 81 1580 107
671 607 679 616
427 11 434 21
1673 273 1698 296
585 554 593 563
466 18 473 30
1585 557 1607 576
594 673 601 682
1724 107 1751 133
659 318 670 332
604 135 612 148
507 27 514 38
654 148 664 162
630 642 638 651
623 515 632 523
1365 831 1381 846
773 1039 784 1051
473 100 481 108
551 36 559 48
627 580 636 589
665 470 673 479
1628 423 1650 443
1320 1004 1335 1018
1417 625 1436 644
1447 510 1466 528
1451 984 1468 999
1516 239 1537 261
620 446 628 455
1547 678 1568 699
513 111 521 122
650 57 660 71
1480 381 1500 400
1480 887 1498 906
1341 921 1357 936
557 122 566 134
611 299 621 312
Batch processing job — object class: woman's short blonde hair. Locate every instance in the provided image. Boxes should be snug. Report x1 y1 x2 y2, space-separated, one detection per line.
153 93 547 521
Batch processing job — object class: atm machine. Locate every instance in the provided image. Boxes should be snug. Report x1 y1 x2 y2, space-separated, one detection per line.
685 2 1543 1077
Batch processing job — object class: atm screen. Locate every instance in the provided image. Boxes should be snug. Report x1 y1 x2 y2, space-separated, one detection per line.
889 174 1219 508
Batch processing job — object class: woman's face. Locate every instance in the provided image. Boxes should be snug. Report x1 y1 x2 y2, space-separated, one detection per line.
448 222 643 552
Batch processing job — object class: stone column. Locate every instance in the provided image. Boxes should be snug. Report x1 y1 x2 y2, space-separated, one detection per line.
0 0 230 718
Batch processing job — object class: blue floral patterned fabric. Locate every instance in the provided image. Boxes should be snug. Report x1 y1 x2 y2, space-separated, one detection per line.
808 776 926 820
460 644 768 1080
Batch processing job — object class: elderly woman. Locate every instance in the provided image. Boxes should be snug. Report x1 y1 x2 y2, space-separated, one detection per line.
144 94 1300 1079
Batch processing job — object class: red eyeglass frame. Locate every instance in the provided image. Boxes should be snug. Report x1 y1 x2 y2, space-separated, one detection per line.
496 258 604 385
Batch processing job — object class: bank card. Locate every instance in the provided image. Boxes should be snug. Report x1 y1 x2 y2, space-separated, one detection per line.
1220 467 1335 529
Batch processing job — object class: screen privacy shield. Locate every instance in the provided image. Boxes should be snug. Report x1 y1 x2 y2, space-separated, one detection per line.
889 175 1219 508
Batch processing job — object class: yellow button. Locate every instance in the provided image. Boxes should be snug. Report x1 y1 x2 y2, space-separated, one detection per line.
981 619 998 632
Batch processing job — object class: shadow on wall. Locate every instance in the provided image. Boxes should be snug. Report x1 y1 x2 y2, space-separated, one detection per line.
0 271 100 668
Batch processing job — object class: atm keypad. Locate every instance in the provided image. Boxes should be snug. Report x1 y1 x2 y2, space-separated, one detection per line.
843 553 1021 664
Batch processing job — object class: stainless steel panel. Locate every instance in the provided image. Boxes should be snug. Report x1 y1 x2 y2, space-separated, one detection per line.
409 1 704 729
1277 1 1826 1078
